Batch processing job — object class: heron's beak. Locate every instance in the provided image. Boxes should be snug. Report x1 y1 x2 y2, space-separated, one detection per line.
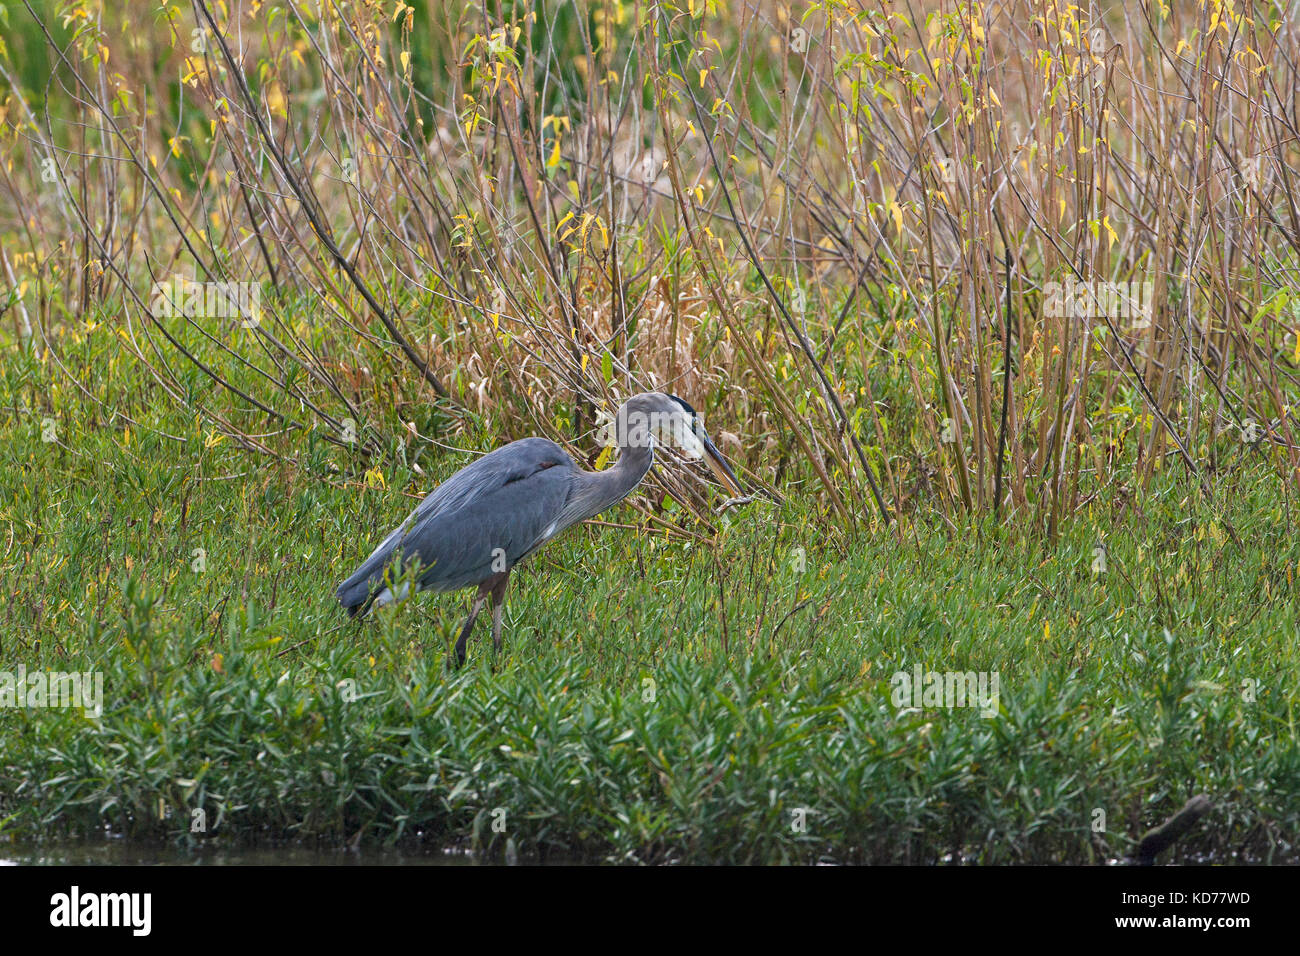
701 433 745 497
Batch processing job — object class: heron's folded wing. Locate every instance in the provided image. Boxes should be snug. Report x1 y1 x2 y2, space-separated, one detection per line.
335 438 574 608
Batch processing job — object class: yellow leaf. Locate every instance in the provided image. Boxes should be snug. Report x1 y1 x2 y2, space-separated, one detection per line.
266 83 286 116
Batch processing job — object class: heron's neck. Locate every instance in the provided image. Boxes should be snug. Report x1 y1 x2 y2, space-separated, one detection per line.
574 437 654 522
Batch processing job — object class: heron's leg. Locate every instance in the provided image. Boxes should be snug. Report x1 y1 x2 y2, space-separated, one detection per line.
489 568 512 655
452 589 489 667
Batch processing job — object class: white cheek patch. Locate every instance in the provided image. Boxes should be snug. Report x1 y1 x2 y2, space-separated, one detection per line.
677 424 705 460
647 408 705 458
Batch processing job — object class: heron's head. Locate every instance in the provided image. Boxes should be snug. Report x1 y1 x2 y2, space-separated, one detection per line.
618 392 745 496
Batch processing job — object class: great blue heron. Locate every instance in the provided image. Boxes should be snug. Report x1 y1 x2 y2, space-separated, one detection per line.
336 392 744 665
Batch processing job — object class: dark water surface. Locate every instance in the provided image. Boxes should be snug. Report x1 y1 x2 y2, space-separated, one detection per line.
0 839 472 866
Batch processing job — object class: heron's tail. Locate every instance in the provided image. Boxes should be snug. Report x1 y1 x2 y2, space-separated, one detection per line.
336 573 380 618
336 534 405 617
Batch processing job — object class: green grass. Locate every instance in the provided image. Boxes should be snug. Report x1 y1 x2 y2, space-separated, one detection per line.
2 344 1298 865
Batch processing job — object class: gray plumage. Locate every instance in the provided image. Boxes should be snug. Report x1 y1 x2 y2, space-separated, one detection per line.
335 391 743 664
335 436 644 611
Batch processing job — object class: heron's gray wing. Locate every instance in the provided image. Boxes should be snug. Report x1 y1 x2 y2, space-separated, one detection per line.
336 438 576 612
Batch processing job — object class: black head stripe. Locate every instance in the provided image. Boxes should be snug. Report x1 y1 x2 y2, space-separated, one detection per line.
667 394 697 417
666 393 700 433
